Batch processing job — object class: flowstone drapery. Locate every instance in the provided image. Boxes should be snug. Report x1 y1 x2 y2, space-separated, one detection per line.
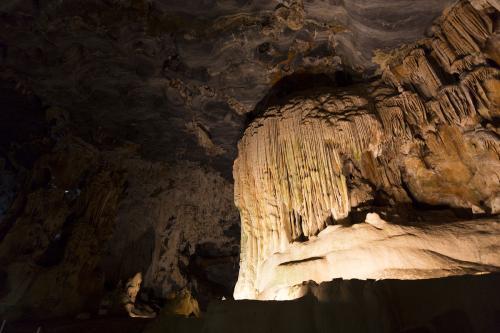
233 1 500 300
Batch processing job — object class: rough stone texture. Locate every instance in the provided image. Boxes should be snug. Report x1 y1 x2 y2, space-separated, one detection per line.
233 1 500 300
101 156 240 303
0 136 128 319
0 0 457 176
145 273 500 333
0 134 239 319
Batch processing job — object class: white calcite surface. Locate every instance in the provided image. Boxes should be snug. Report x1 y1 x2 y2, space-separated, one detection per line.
247 214 500 300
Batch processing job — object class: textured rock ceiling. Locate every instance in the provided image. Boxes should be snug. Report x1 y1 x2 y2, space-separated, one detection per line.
1 0 455 177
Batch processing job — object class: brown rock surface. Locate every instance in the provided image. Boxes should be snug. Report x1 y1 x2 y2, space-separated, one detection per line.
0 134 239 319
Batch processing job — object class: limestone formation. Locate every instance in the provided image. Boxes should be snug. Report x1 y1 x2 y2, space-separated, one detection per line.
234 1 500 300
122 273 156 318
470 0 500 11
274 1 305 32
185 121 225 156
0 134 239 320
160 289 200 318
256 214 500 300
0 0 499 324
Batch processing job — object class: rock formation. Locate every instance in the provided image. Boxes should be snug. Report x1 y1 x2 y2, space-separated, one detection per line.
143 273 500 333
0 133 239 319
0 0 499 325
233 1 500 300
122 273 156 318
183 274 500 333
160 289 200 318
256 214 500 300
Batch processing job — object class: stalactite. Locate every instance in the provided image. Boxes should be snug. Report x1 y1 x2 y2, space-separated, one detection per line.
234 0 500 300
438 1 492 56
470 0 500 11
376 103 412 139
402 49 442 98
378 92 428 135
460 66 500 119
233 93 391 298
430 37 459 73
434 85 477 125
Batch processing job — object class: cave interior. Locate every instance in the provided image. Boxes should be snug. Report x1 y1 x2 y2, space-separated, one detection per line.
0 0 500 332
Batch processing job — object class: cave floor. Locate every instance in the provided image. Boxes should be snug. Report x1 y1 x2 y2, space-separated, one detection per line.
6 273 500 333
3 316 153 333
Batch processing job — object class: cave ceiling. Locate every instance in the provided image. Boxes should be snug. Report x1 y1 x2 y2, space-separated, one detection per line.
1 0 456 177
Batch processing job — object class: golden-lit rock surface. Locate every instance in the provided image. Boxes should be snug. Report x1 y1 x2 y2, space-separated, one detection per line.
234 1 500 300
122 273 156 318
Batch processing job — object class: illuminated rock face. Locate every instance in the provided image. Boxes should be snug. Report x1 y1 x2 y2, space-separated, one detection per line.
234 1 500 300
256 215 500 300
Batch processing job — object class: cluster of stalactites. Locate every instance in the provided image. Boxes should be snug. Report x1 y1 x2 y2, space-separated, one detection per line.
233 0 500 300
371 1 500 210
240 109 384 228
233 98 386 298
379 1 499 128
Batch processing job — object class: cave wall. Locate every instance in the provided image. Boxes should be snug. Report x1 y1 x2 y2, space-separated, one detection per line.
0 131 239 319
233 1 500 299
